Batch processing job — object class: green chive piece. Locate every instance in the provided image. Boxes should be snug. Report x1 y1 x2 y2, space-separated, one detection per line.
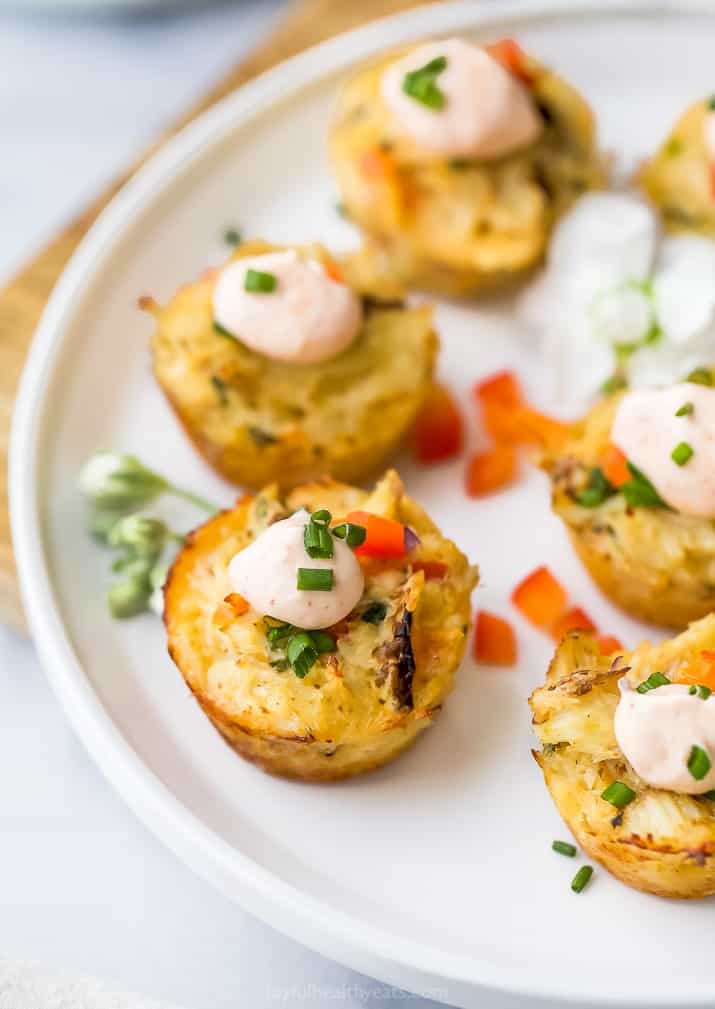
620 462 667 509
265 621 294 646
210 375 228 406
601 373 628 396
688 745 712 781
244 269 277 294
708 95 715 111
309 630 336 654
690 685 698 695
601 781 636 809
675 402 694 417
213 319 235 339
304 521 333 560
223 227 242 246
575 467 616 508
332 522 367 548
402 55 447 110
297 568 334 592
686 366 713 386
287 632 318 678
361 601 388 624
702 789 715 800
552 840 577 857
636 671 670 694
671 442 694 466
311 509 331 526
571 865 594 893
269 658 289 671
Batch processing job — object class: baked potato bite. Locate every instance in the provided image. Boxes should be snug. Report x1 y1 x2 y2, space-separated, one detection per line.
544 383 715 629
146 240 437 490
640 96 715 235
330 37 605 298
164 470 477 781
531 618 715 898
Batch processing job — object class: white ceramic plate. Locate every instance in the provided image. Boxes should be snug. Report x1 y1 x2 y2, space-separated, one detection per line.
11 2 715 1005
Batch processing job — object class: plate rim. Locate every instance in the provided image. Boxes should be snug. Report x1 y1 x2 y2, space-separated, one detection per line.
11 1 715 1004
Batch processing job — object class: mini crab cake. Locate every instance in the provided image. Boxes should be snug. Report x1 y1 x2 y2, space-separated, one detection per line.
146 240 437 490
531 617 715 898
330 37 605 299
164 470 477 781
640 96 715 235
545 373 715 629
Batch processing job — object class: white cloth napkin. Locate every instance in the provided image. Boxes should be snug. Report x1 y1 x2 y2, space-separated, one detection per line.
0 960 184 1009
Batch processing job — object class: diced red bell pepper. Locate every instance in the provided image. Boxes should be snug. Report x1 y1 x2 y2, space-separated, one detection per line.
465 445 518 497
474 611 518 666
601 444 630 487
346 510 406 559
550 606 597 643
413 385 464 464
485 38 533 86
512 566 568 629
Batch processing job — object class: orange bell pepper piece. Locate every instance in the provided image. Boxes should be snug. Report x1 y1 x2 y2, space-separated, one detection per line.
224 592 250 616
485 38 533 86
550 606 596 643
512 566 568 629
413 385 464 464
677 651 715 692
601 444 630 487
346 510 406 559
412 560 449 580
466 445 518 497
323 259 344 283
474 611 518 666
474 369 524 408
710 164 715 200
597 634 625 656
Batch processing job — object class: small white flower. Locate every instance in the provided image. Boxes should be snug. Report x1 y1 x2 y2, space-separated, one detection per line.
78 452 124 497
653 235 715 345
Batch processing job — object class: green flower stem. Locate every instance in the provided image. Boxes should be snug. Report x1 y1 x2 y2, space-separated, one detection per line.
169 485 219 514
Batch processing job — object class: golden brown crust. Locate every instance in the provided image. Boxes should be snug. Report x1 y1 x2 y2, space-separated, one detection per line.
530 623 715 898
164 471 477 781
148 240 437 490
545 393 715 629
639 97 715 236
330 43 606 298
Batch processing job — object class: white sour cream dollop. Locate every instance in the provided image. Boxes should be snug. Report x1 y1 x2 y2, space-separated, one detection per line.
611 382 715 518
228 510 365 630
381 38 542 160
212 250 362 365
615 679 715 794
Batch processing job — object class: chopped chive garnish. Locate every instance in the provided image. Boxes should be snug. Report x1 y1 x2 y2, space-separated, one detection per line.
552 840 577 857
689 684 713 699
265 621 294 646
621 462 667 509
244 269 277 293
690 685 697 695
671 441 694 466
402 55 447 109
571 865 594 893
210 375 228 406
311 509 331 526
601 781 636 809
213 319 235 339
688 745 712 781
223 227 242 246
709 95 715 111
297 568 334 592
601 373 628 395
332 522 367 548
575 467 615 508
636 671 670 693
269 658 289 671
703 789 715 800
686 366 713 386
675 402 694 417
304 521 333 560
361 601 388 624
247 426 277 446
309 630 336 655
287 632 318 678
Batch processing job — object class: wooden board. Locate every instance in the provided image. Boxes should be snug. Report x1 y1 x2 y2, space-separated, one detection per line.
0 0 432 634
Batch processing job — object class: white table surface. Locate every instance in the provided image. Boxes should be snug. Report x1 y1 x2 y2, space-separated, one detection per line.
0 5 552 1007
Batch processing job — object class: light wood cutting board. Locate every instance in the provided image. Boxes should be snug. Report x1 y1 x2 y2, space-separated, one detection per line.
0 0 434 634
